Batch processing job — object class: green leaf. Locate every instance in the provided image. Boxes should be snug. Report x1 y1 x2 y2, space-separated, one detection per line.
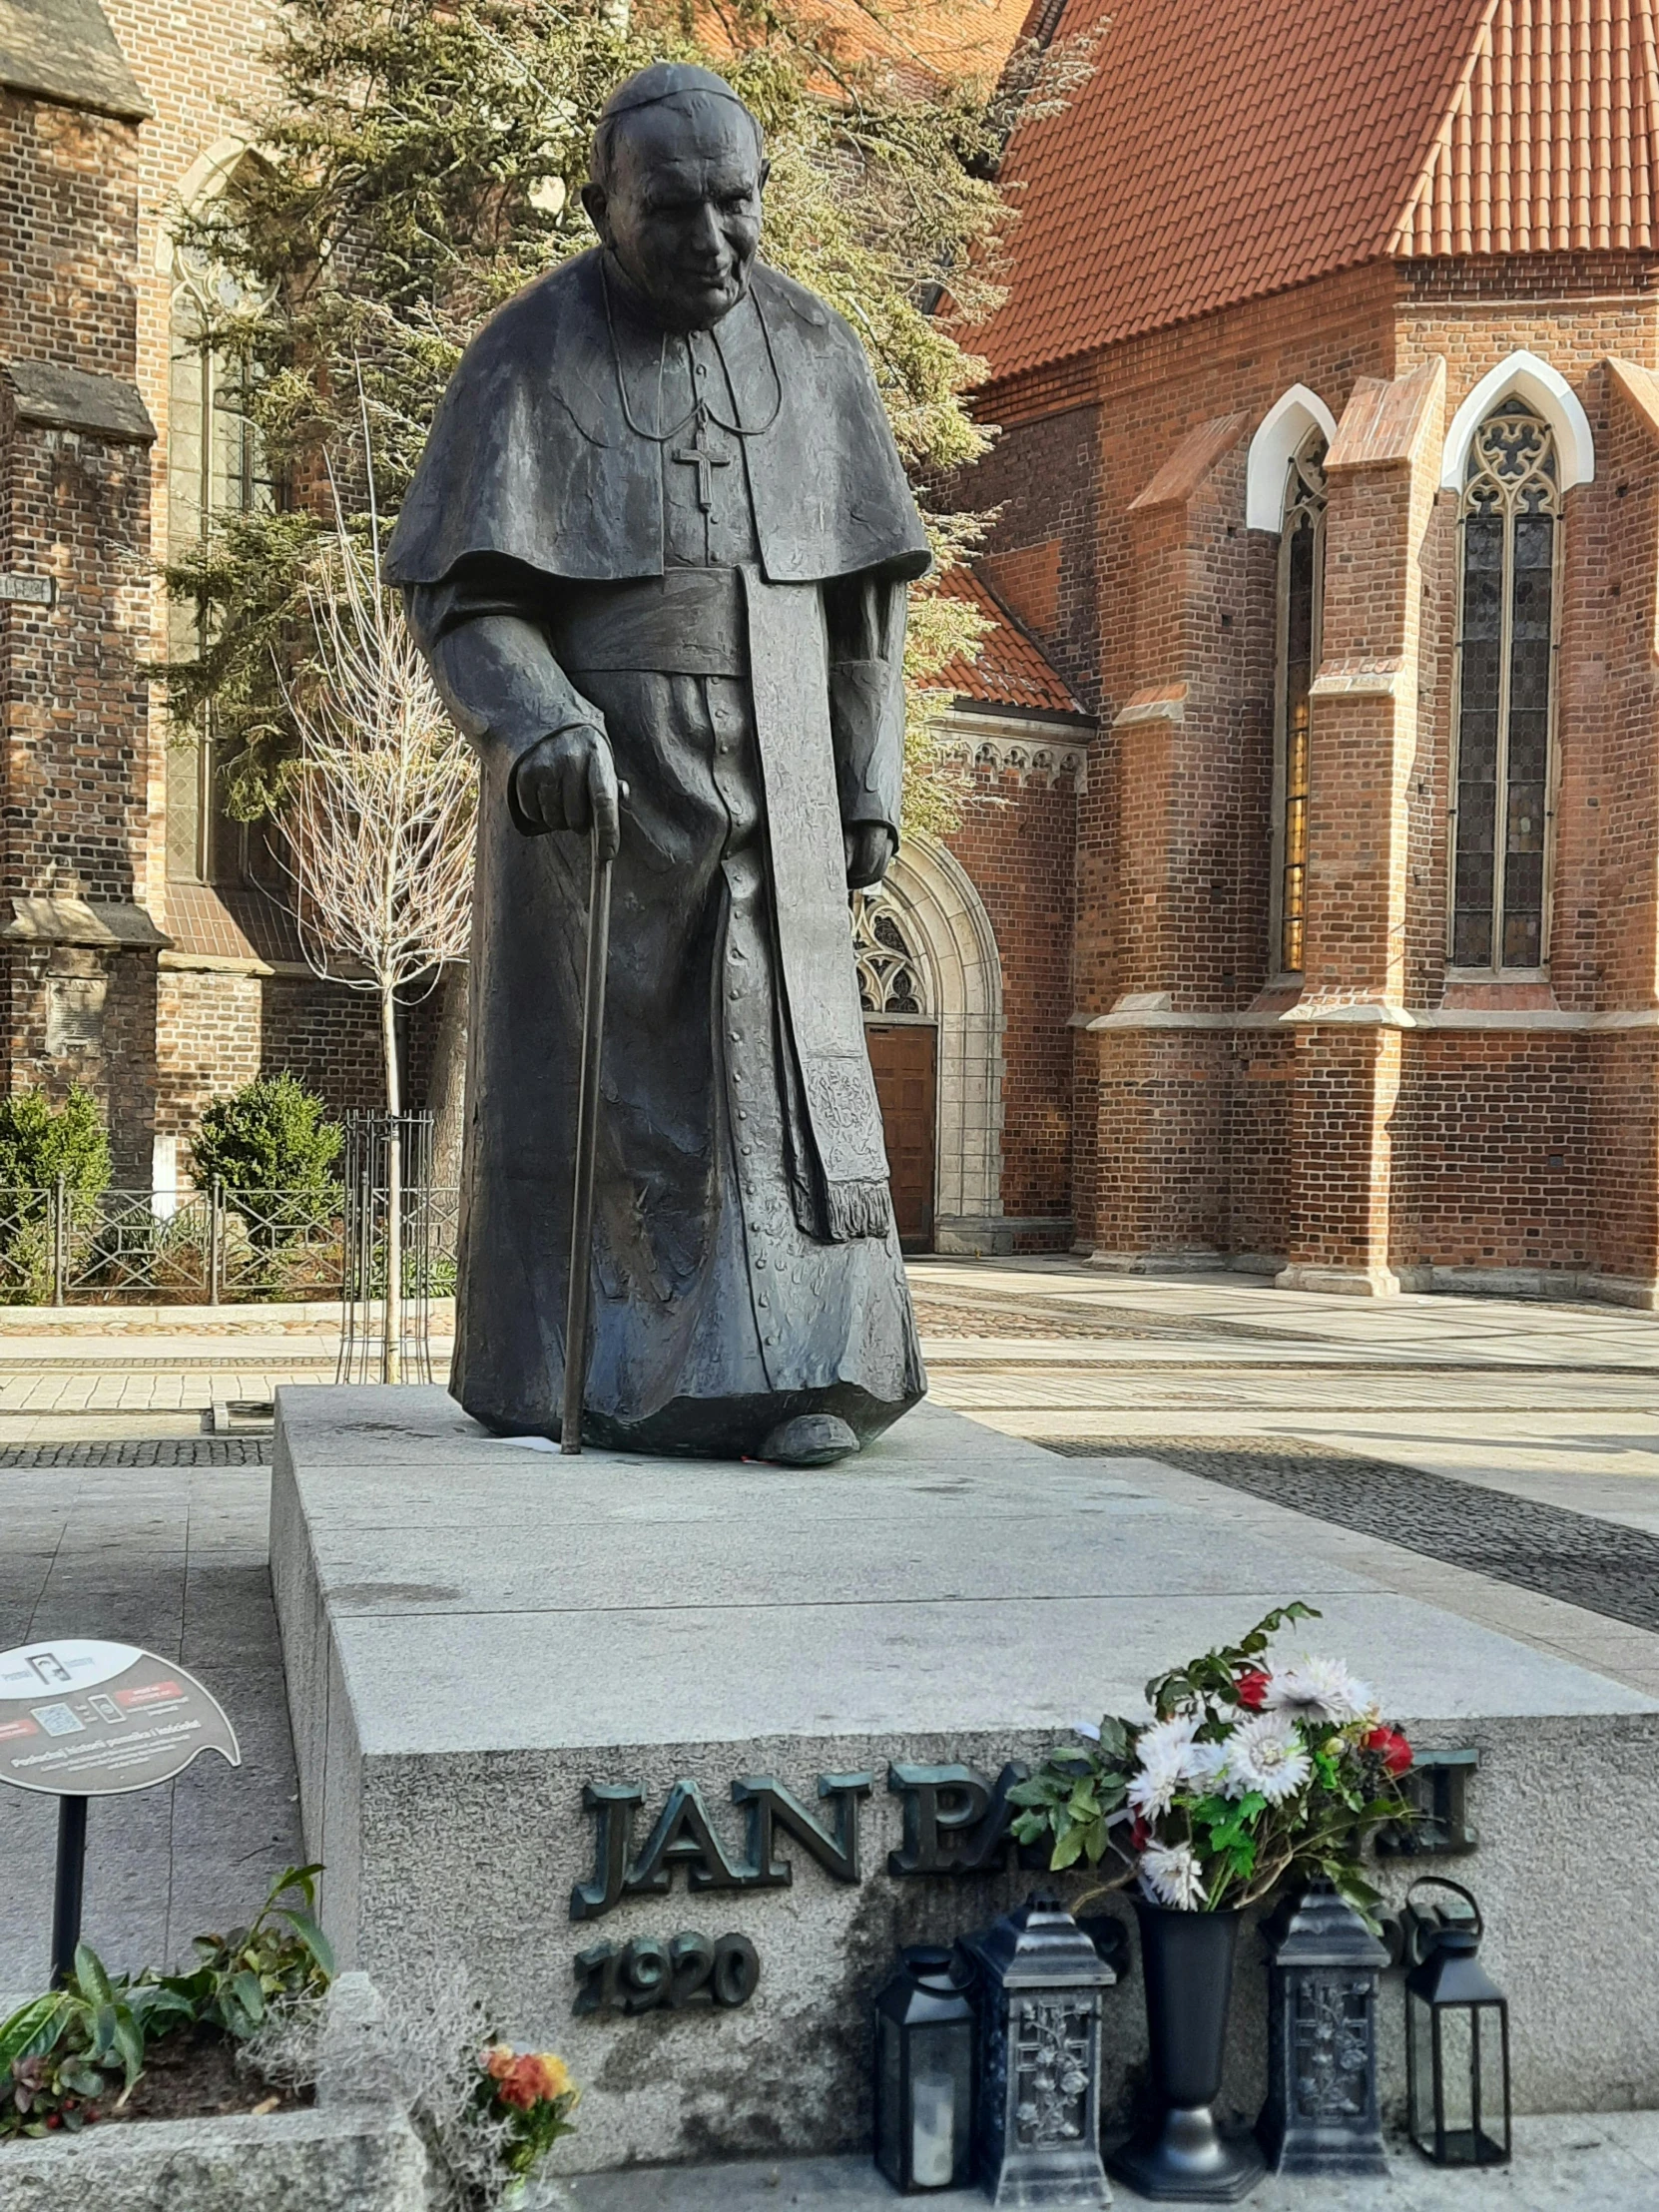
231 1970 267 2028
1050 1827 1085 1871
0 1996 65 2070
112 2012 146 2086
1097 1716 1130 1761
73 1946 115 2008
90 2003 117 2061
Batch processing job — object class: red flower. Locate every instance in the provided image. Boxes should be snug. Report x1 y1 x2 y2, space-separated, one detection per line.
1365 1726 1412 1776
1130 1816 1150 1852
1235 1670 1271 1710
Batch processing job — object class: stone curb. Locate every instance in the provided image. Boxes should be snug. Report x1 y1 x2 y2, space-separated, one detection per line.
0 2101 433 2212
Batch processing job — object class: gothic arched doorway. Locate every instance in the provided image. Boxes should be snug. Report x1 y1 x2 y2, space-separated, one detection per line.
853 837 1005 1253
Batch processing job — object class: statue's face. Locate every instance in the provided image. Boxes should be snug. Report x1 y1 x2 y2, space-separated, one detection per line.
583 95 768 332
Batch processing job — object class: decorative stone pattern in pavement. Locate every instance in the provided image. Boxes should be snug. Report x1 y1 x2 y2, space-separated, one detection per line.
1045 1435 1659 1635
0 1438 274 1466
912 1297 1172 1339
911 1293 1341 1345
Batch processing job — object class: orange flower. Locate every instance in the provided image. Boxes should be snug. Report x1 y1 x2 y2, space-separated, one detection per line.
519 2053 574 2104
485 2047 575 2110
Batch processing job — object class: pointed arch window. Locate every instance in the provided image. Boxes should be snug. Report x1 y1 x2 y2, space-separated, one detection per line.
1450 398 1560 970
166 226 276 885
1271 430 1327 975
853 893 927 1015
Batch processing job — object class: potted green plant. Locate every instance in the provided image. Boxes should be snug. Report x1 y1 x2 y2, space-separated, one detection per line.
1008 1605 1414 2203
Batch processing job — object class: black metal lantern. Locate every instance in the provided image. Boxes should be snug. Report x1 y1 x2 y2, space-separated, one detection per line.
959 1892 1115 2207
1403 1878 1511 2168
874 1945 976 2192
1258 1879 1388 2176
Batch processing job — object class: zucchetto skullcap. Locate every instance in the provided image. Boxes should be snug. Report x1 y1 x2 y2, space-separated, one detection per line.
598 64 746 123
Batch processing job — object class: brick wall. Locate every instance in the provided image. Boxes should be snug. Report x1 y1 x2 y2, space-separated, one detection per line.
0 94 140 378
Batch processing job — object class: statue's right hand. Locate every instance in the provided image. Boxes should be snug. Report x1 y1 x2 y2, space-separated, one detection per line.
514 726 620 859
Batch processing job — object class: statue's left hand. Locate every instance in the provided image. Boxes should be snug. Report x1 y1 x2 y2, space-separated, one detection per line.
844 825 895 890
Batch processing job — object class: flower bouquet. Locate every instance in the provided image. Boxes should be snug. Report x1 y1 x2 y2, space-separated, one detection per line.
474 2042 580 2194
1008 1605 1416 2203
1008 1602 1413 1923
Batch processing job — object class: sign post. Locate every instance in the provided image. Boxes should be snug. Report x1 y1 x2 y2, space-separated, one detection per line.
0 1638 241 1984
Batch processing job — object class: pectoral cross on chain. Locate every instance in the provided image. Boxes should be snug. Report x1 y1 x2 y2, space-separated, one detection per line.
673 406 731 523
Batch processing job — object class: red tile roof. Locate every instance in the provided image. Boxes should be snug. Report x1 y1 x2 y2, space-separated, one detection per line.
1394 0 1659 256
979 0 1658 381
933 568 1087 716
700 0 1035 92
799 0 1040 84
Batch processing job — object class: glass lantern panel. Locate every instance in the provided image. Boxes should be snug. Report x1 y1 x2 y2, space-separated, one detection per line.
1407 1990 1436 2155
1435 2003 1476 2153
874 2010 903 2189
1472 2004 1510 2161
909 2018 974 2189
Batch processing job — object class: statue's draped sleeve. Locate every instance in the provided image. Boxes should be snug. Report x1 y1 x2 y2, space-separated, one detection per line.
404 555 605 838
824 572 908 841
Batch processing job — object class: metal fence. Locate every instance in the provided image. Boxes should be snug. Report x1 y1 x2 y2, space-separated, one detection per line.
0 1179 459 1311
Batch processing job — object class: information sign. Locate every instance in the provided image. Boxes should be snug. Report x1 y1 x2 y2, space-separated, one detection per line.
0 1638 240 1797
0 1638 242 1985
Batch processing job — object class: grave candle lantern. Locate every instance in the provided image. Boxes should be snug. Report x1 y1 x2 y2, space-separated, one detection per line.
1403 1879 1511 2168
958 1892 1115 2207
1258 1878 1389 2175
873 1945 976 2193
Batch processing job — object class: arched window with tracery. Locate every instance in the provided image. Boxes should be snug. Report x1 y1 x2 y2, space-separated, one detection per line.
852 894 926 1015
1272 429 1327 974
166 222 275 885
1450 398 1560 970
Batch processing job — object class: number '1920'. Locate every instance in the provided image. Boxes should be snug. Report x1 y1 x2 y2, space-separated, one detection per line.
574 1931 760 2016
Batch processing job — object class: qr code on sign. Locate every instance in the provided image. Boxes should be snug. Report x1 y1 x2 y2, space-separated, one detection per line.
31 1704 84 1737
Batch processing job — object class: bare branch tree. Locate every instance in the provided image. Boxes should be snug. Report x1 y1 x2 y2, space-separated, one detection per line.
278 461 474 1380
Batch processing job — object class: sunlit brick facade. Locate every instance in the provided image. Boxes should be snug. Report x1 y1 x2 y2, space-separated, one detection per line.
952 0 1659 1303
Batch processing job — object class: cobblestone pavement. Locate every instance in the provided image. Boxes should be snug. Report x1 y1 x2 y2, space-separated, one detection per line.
1043 1434 1659 1634
0 1437 273 1467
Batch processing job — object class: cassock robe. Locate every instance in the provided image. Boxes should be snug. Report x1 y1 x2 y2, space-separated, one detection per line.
387 249 932 1453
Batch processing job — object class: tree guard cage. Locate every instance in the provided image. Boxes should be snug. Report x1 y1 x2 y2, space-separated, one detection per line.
337 1109 444 1383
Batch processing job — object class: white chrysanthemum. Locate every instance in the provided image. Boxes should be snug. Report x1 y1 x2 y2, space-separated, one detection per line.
1264 1655 1373 1727
1180 1738 1229 1791
1139 1842 1207 1911
1137 1714 1200 1769
1221 1715 1312 1804
1127 1715 1197 1821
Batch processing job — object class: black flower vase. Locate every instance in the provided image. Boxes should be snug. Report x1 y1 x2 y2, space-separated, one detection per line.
1108 1902 1266 2202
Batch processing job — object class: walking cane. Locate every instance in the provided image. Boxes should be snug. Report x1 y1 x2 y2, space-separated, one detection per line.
561 779 627 1455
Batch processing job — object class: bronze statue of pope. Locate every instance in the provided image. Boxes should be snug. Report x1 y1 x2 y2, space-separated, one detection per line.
388 63 930 1464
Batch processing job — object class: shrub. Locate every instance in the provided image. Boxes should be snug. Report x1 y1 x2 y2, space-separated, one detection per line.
0 1087 111 1303
188 1074 343 1242
0 1086 110 1206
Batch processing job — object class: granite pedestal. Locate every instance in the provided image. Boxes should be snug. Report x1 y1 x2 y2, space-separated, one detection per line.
270 1388 1659 2173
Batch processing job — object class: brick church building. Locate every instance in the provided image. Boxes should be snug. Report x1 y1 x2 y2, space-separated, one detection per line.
10 0 1659 1304
957 0 1659 1305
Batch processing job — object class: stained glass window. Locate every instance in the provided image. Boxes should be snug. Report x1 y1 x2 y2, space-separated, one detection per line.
1451 399 1559 969
1274 431 1327 974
